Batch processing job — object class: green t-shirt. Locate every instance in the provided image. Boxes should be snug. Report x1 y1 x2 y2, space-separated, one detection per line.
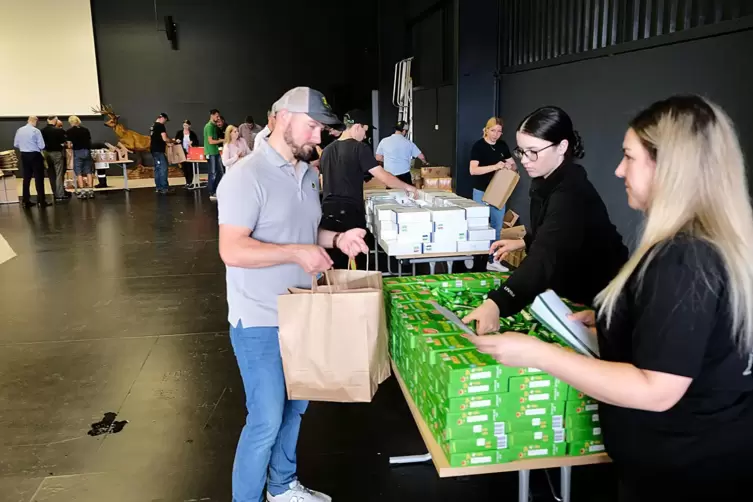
204 121 219 156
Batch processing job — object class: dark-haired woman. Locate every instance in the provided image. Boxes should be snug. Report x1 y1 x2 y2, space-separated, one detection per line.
464 106 628 325
175 120 199 187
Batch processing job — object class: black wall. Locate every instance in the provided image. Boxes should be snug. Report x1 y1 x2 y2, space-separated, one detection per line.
501 28 753 247
1 0 377 160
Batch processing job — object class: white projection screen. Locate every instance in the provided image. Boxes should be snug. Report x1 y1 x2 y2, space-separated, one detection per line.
0 0 101 117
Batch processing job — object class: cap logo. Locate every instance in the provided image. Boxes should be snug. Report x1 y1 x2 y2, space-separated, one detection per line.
321 96 331 110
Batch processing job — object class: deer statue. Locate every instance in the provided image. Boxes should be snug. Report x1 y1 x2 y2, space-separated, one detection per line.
91 104 151 157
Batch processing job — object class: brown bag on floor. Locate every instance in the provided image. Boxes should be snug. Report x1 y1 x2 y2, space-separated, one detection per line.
166 144 186 165
277 269 390 403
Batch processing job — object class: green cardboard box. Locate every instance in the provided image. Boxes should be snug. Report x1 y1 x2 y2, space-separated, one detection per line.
390 290 436 305
565 399 599 417
567 387 591 401
507 428 565 446
434 350 507 389
444 434 507 454
507 441 567 460
565 410 600 429
566 426 603 443
500 413 564 433
434 414 506 440
383 276 426 286
568 439 606 456
419 334 477 364
442 393 510 413
446 450 515 467
508 385 566 405
384 284 428 294
500 401 566 419
509 374 570 396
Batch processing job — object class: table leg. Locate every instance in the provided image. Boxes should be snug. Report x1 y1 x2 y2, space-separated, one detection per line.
122 163 129 191
561 465 571 502
447 260 454 274
518 469 530 502
373 238 379 272
398 260 402 277
412 262 416 276
428 261 435 275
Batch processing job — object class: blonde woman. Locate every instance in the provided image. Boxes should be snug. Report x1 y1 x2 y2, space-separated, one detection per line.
221 125 251 169
469 117 517 239
66 115 94 199
466 96 753 500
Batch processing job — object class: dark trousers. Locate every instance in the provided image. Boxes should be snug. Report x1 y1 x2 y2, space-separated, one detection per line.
21 152 45 203
180 161 193 184
395 172 412 185
320 199 373 270
44 151 65 198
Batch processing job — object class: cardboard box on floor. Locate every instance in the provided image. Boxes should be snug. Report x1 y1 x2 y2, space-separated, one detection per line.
482 170 519 209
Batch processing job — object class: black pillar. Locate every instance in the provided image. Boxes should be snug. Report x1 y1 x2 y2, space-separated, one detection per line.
454 0 500 198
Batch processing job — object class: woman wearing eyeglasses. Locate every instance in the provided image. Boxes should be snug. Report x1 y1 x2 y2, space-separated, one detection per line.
465 106 628 324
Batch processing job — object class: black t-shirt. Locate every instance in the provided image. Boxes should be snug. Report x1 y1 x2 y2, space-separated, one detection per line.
41 125 67 152
66 126 91 150
469 138 512 191
150 122 167 153
597 235 753 490
320 138 377 206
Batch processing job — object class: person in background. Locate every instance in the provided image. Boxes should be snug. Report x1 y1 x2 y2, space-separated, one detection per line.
466 95 753 502
375 121 427 184
464 106 627 323
469 117 517 240
253 109 276 151
14 116 48 208
217 86 363 502
221 125 251 169
320 109 418 269
204 109 224 201
217 116 228 136
66 116 94 200
149 112 174 195
41 116 68 202
175 120 199 188
238 115 262 151
57 120 74 191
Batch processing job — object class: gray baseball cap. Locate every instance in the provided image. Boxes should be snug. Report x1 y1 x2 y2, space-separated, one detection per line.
272 87 343 129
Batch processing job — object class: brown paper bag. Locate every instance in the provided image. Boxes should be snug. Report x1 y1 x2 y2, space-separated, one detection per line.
166 143 186 165
482 169 520 209
500 225 526 240
277 270 390 402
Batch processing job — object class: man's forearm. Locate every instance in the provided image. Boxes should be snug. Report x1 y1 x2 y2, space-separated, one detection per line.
220 235 300 269
318 229 337 249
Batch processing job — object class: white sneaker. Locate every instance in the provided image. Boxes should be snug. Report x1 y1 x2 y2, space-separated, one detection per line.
266 481 332 502
209 194 218 202
487 261 509 273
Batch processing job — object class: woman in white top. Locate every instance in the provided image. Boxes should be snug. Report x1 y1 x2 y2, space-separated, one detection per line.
221 125 251 169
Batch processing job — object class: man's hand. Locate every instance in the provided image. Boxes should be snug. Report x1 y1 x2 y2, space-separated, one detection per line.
405 185 418 198
292 245 333 274
490 239 526 261
467 332 549 368
337 229 369 258
504 158 517 171
495 161 506 171
568 310 597 336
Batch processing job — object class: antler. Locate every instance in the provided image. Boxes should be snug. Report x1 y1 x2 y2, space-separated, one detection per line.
91 104 116 116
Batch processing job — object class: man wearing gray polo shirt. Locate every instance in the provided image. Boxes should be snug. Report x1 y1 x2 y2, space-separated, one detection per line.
218 87 367 502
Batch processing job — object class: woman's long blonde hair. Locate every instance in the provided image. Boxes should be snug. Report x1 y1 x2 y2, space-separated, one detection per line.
597 95 753 352
223 125 238 145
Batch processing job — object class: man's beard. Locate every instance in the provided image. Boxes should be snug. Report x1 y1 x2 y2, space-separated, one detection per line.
284 125 316 162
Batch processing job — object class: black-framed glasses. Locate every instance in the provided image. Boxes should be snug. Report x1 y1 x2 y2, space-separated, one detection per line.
513 143 556 161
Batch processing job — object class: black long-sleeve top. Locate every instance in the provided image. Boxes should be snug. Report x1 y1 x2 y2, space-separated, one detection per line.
488 161 628 316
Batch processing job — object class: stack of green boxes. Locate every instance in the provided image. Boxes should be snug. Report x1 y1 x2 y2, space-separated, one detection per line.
385 272 605 467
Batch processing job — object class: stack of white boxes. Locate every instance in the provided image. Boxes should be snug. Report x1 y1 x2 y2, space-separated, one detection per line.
366 190 496 257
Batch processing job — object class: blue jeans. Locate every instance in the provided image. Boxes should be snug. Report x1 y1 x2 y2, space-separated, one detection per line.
473 189 505 240
230 322 308 502
73 149 92 176
152 152 169 190
208 154 224 195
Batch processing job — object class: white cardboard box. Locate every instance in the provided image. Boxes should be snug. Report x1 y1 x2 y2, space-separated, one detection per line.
434 220 469 233
380 239 422 256
397 232 432 244
393 207 432 224
458 240 492 253
467 217 491 229
450 200 491 219
433 229 468 243
375 205 403 221
429 207 467 224
423 241 457 254
398 221 434 235
467 228 497 241
377 220 399 241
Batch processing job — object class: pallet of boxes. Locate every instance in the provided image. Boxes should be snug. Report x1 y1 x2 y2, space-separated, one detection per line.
366 190 498 257
0 150 19 204
417 166 452 191
385 273 604 467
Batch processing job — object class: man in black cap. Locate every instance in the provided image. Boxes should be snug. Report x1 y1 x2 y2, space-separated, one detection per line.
150 112 174 194
320 109 417 269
